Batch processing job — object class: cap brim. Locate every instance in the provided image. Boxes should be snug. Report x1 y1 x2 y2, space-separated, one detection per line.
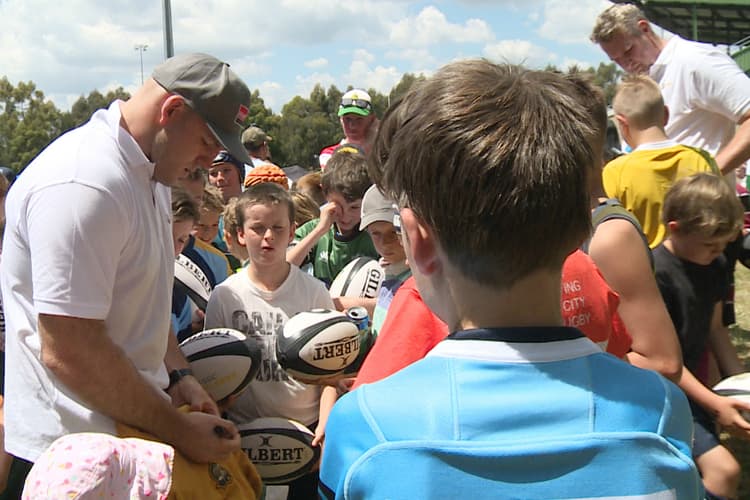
359 210 394 230
338 106 371 117
206 122 254 165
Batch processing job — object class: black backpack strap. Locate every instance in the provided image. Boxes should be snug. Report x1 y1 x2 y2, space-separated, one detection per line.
583 198 654 270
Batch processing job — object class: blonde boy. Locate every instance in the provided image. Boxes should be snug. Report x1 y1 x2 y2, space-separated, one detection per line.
604 74 718 248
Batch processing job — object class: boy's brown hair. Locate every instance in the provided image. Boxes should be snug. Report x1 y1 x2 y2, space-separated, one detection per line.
663 173 743 239
291 190 321 227
171 186 200 223
294 171 325 206
321 151 371 202
222 196 241 238
613 75 665 130
200 185 225 215
370 60 594 288
235 182 296 228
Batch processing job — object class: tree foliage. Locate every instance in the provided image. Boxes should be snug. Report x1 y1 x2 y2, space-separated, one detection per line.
0 68 493 173
62 87 131 132
0 77 65 172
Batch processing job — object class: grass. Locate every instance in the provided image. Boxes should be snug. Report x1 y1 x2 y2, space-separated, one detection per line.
725 265 750 498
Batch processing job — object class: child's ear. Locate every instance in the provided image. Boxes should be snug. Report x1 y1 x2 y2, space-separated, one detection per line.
667 220 680 233
237 228 247 246
400 208 440 276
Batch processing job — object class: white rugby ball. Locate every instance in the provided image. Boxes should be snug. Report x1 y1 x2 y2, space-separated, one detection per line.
174 254 212 311
239 417 319 485
329 257 384 298
713 372 750 421
277 309 362 381
714 372 750 403
179 328 261 402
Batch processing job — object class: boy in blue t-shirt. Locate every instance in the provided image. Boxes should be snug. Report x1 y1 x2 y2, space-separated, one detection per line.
320 61 701 499
654 173 750 499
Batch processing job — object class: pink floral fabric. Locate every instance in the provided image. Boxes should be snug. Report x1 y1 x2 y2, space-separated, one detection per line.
22 433 173 499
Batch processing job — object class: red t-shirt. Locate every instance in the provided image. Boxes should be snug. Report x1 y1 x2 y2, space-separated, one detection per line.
353 253 631 391
352 277 448 389
561 250 631 358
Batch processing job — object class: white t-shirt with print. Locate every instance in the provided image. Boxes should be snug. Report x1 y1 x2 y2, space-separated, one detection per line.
205 265 334 426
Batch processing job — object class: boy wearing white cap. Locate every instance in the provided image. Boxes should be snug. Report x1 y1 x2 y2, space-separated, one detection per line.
359 185 410 337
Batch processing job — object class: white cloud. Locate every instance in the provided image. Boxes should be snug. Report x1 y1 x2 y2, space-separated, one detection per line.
537 0 609 44
256 81 286 112
295 72 337 101
483 40 556 68
560 57 595 71
304 58 329 69
389 6 493 47
343 53 402 95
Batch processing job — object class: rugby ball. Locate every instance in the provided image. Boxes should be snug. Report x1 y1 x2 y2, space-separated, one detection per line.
713 372 750 420
277 309 362 381
179 328 261 402
341 326 376 376
239 417 319 484
329 257 384 299
174 254 212 311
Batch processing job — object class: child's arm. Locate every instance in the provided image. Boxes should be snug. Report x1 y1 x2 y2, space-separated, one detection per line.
677 302 750 439
332 296 377 317
287 203 338 267
708 301 746 377
589 218 683 381
313 385 339 447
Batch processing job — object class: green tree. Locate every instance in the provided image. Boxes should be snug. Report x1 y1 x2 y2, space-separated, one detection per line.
0 77 64 172
592 62 623 105
276 95 339 168
389 73 426 105
61 87 131 131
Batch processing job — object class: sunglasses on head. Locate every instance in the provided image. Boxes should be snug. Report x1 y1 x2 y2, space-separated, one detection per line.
340 98 372 110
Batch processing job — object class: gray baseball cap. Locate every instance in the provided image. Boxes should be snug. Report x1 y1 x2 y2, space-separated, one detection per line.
360 184 395 230
152 53 253 165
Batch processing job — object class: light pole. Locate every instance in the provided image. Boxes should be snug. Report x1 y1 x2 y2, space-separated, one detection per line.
134 44 148 84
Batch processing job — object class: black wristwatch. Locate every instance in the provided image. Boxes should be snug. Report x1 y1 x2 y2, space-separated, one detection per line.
167 368 194 390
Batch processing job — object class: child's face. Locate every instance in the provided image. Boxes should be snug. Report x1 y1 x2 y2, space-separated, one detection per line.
208 162 243 202
367 221 406 265
669 229 734 266
238 202 294 267
172 218 194 257
192 209 221 243
326 192 362 235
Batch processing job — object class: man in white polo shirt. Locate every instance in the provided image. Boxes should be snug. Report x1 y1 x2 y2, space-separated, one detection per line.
591 3 750 177
0 53 252 495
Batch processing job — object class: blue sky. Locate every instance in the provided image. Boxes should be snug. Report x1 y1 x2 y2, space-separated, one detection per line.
0 0 616 112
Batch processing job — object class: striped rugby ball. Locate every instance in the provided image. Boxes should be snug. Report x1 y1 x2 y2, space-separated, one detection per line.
329 257 384 298
179 328 261 402
277 309 362 381
239 417 319 484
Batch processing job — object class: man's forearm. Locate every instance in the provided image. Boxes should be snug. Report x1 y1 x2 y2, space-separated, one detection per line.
39 314 186 444
716 117 750 175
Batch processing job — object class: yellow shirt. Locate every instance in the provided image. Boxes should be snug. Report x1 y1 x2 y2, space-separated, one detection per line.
602 144 717 248
118 410 263 500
